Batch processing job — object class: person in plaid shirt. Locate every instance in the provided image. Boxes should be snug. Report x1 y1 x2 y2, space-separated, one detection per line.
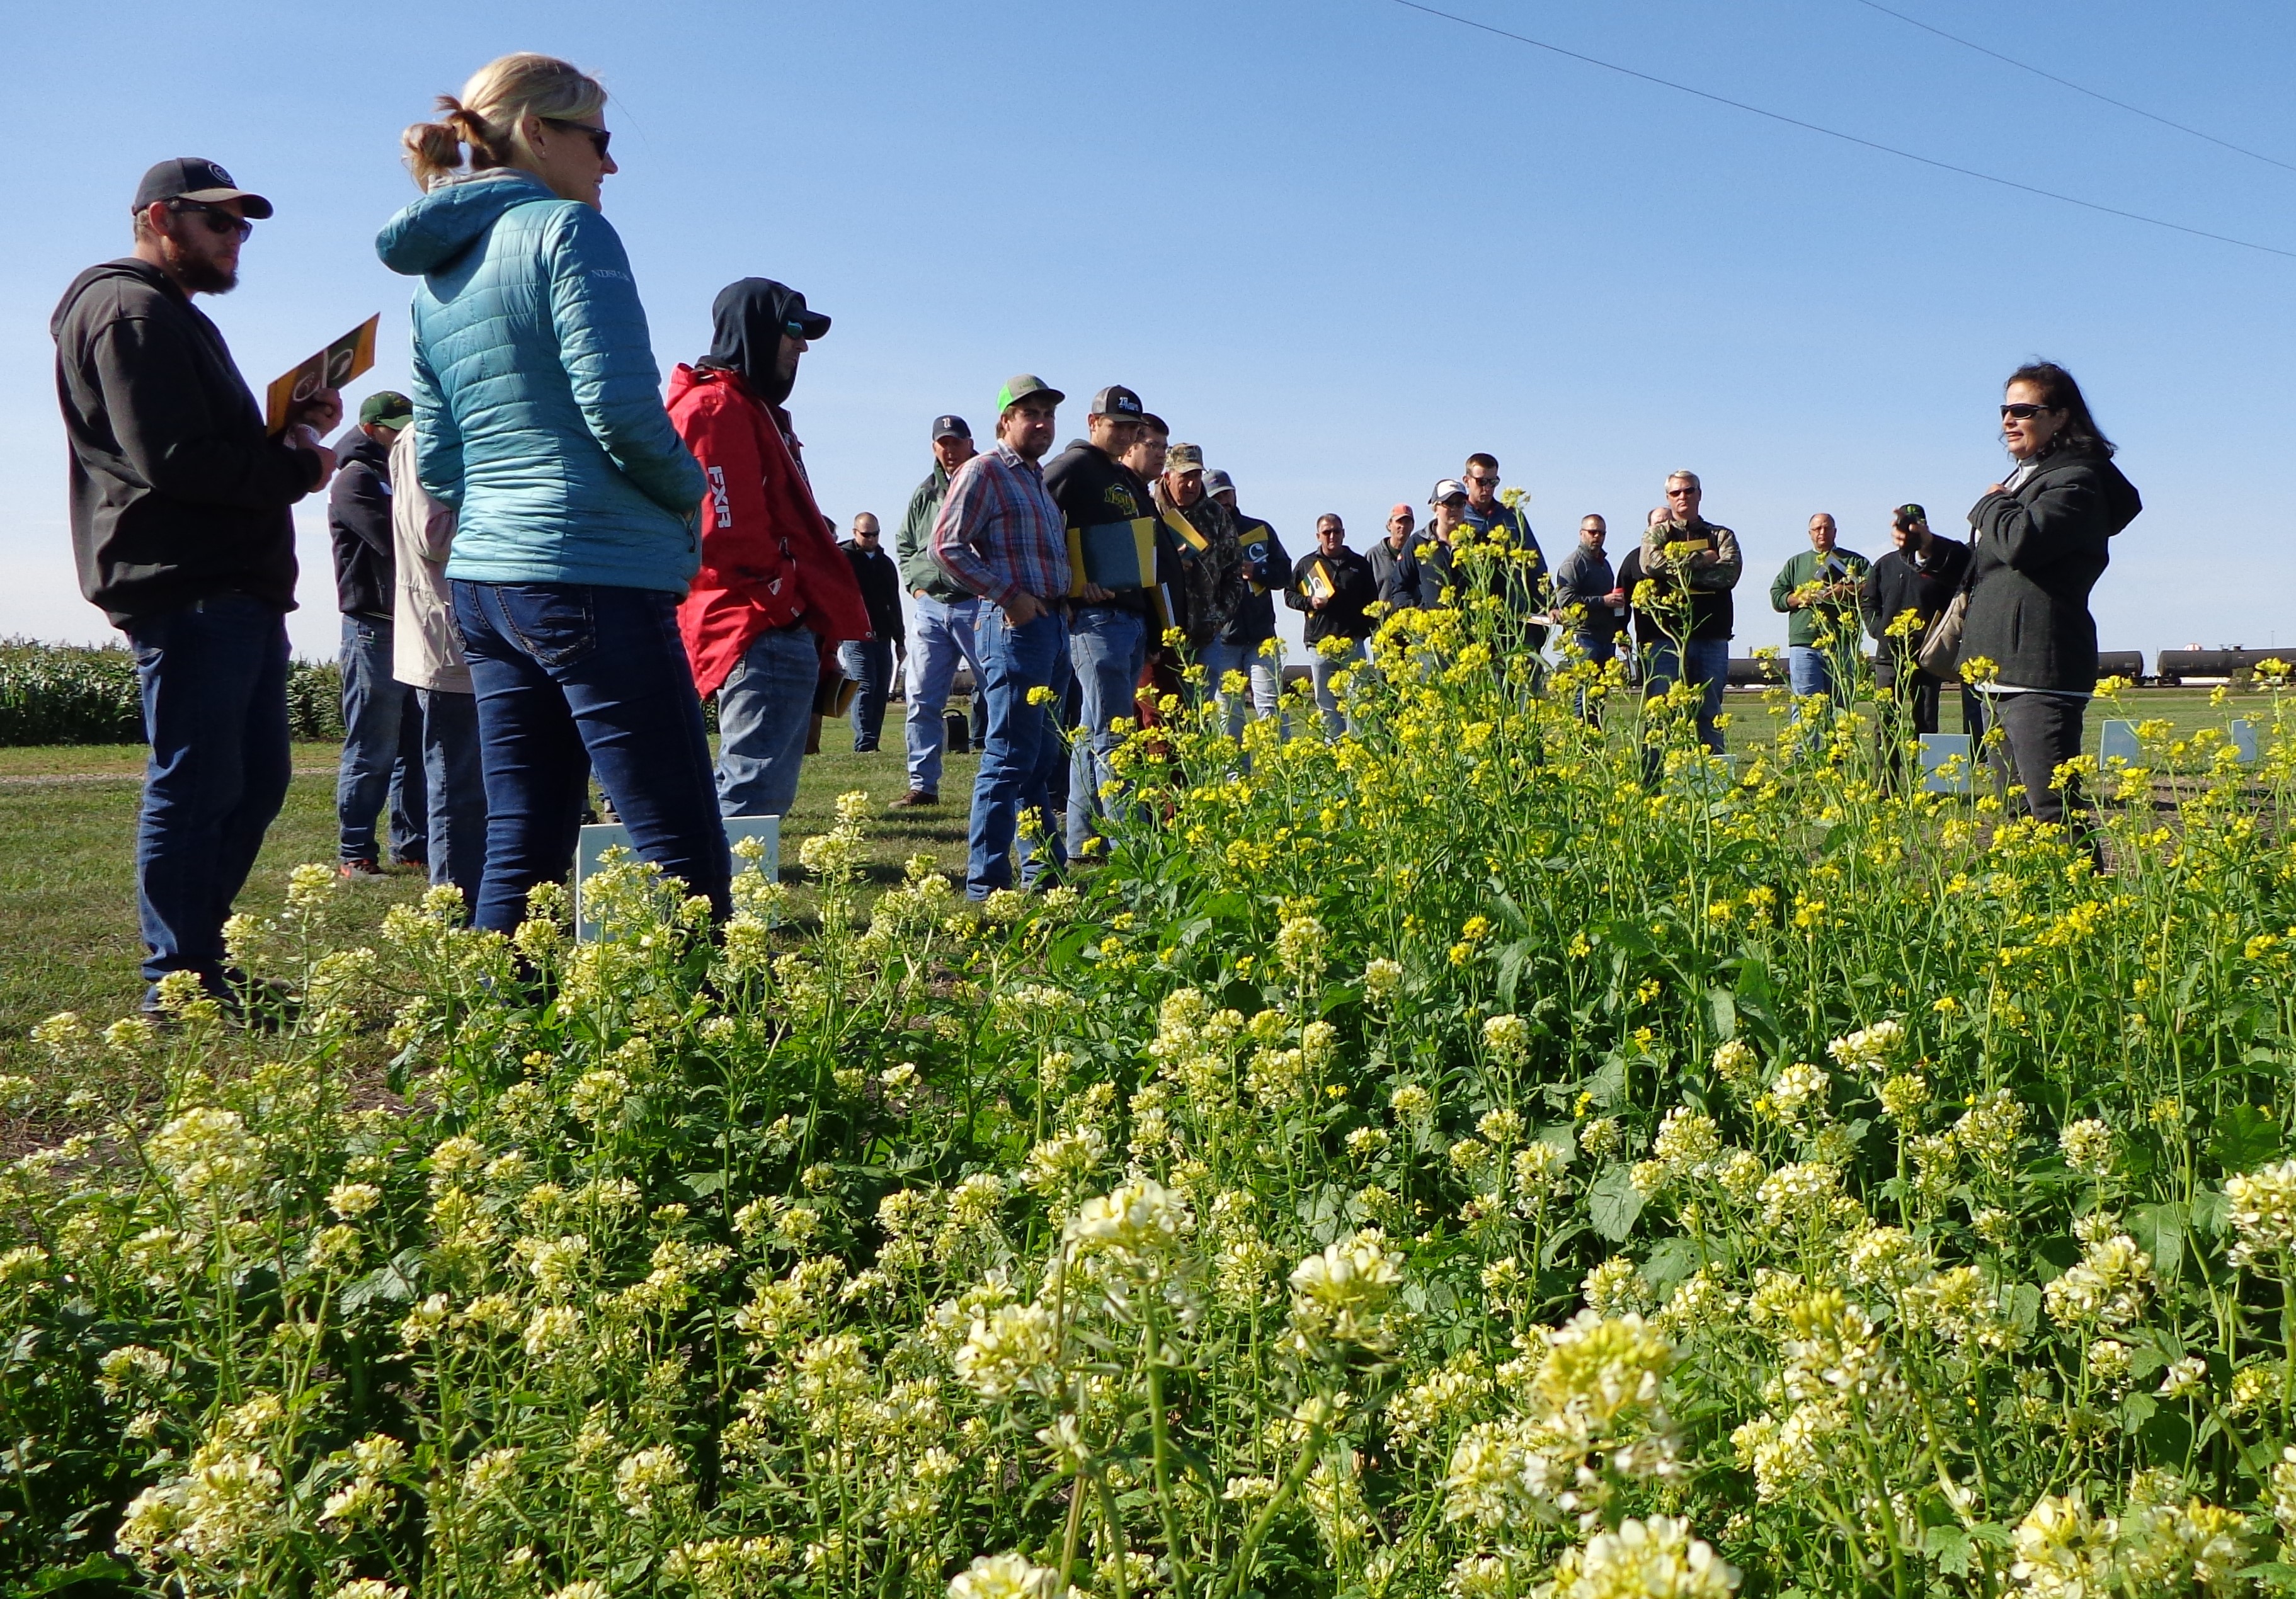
930 374 1072 897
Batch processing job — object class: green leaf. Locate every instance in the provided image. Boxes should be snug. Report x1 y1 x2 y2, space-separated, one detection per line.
340 1246 425 1314
1706 987 1737 1044
2129 1201 2188 1279
1641 1236 1698 1296
680 1170 729 1199
1587 1168 1644 1243
2210 1103 2281 1175
1924 1523 1973 1576
18 1554 134 1595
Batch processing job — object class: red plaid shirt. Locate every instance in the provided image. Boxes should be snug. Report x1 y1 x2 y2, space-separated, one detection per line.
930 442 1069 608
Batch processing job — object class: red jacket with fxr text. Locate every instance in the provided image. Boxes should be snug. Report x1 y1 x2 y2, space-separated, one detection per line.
665 364 871 697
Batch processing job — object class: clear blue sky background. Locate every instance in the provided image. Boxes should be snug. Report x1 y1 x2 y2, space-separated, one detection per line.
7 0 2292 664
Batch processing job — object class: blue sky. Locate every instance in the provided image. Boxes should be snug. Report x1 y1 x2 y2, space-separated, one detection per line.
8 0 2292 664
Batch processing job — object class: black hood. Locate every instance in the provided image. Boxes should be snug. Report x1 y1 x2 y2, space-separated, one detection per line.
699 278 826 406
331 423 394 473
51 258 180 340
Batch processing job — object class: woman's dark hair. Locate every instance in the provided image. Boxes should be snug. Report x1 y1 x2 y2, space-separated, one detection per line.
2006 360 2115 458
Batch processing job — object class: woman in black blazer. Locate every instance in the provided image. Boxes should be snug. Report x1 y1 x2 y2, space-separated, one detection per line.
1963 361 2141 830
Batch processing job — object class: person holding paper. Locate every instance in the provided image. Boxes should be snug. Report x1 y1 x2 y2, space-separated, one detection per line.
1638 470 1742 754
380 54 726 931
1287 515 1377 736
1201 469 1291 737
1043 386 1162 863
1768 512 1870 710
52 156 340 1015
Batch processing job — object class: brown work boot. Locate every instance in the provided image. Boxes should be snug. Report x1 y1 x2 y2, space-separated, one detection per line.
888 788 939 808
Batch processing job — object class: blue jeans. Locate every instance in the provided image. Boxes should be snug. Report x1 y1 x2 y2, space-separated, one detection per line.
967 606 1070 897
1309 639 1366 736
838 637 895 751
1202 637 1286 739
1572 630 1618 718
1065 605 1148 859
1643 637 1731 753
452 581 729 933
123 595 292 985
336 615 427 863
417 688 486 906
903 595 982 795
716 625 819 819
1787 644 1834 701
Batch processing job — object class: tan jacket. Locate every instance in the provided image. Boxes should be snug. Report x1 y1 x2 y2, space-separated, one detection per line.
389 426 472 694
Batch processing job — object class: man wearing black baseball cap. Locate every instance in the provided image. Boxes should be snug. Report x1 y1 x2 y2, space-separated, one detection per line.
1042 384 1162 862
51 158 340 1016
893 413 983 807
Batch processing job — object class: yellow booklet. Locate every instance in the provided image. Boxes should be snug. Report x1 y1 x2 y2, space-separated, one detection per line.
263 315 379 434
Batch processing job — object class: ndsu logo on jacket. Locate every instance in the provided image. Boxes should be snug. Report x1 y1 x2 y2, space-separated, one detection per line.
665 364 871 699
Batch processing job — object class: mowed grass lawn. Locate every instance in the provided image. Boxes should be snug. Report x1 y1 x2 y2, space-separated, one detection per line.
0 739 974 1101
0 684 2255 1111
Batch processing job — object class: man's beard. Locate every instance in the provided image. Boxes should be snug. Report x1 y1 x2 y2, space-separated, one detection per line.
166 239 238 294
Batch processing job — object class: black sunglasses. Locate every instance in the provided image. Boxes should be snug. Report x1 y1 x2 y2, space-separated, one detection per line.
543 117 612 159
2000 402 2056 421
168 201 253 242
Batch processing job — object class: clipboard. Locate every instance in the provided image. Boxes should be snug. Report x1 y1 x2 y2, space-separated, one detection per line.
264 315 379 435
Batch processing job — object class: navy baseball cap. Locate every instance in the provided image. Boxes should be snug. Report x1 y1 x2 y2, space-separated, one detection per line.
132 157 273 219
1090 384 1145 421
931 414 971 441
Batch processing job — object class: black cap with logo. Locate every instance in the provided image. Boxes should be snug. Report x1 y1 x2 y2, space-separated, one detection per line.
931 414 971 441
1089 384 1145 421
132 158 273 219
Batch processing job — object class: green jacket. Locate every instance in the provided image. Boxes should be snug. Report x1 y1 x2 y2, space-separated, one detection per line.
896 464 968 602
1769 547 1870 648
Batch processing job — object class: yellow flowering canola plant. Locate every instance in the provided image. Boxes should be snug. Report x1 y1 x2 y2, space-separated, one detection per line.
9 583 2296 1596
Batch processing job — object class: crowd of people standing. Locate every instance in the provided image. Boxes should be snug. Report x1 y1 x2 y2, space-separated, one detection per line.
49 50 2140 1011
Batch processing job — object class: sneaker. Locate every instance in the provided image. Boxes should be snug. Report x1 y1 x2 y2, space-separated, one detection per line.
392 851 429 873
339 859 387 881
888 789 939 808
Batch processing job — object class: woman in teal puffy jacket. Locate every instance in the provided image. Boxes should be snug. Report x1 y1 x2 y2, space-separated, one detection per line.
377 54 728 933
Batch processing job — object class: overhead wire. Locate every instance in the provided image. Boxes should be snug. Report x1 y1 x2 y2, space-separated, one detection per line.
1384 0 2296 261
1848 0 2296 178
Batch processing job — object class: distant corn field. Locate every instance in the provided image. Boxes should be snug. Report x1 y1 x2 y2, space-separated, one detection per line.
1 638 346 745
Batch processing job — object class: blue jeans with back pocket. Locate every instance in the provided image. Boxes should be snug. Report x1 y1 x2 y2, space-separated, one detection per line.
451 581 730 932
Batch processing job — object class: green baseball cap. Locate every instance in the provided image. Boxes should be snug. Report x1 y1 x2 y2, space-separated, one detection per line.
360 390 414 427
996 373 1065 413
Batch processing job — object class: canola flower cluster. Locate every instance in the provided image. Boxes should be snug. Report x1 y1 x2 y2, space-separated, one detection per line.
6 576 2296 1597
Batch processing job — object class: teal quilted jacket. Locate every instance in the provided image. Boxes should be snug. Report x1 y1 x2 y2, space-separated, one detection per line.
376 170 705 594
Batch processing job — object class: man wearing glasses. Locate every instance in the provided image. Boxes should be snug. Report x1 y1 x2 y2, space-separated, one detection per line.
1459 452 1550 660
52 159 341 1016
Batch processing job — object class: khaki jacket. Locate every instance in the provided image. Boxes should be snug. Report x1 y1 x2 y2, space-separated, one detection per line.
389 425 472 694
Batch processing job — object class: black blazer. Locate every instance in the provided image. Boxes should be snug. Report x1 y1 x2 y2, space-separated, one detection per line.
1962 445 2140 693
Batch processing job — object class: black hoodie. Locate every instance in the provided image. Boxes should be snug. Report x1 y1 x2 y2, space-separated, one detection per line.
1962 442 2141 694
328 425 397 618
700 278 820 407
50 257 322 626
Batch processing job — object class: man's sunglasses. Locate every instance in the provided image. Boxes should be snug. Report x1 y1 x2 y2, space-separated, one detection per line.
2000 402 2057 421
543 117 612 159
168 202 253 242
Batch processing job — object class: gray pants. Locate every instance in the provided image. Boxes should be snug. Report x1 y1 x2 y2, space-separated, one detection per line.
1985 690 2088 827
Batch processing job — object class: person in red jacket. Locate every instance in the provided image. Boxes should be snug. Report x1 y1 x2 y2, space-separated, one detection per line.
670 278 871 817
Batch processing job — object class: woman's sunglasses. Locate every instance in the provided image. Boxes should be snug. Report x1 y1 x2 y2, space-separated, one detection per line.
543 118 612 159
168 202 253 242
1999 402 2057 421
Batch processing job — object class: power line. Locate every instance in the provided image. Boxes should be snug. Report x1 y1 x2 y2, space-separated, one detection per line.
1849 0 2296 177
1385 0 2296 261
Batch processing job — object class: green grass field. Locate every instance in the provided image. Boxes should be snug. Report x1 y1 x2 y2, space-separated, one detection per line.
0 683 2254 1114
0 741 974 1101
